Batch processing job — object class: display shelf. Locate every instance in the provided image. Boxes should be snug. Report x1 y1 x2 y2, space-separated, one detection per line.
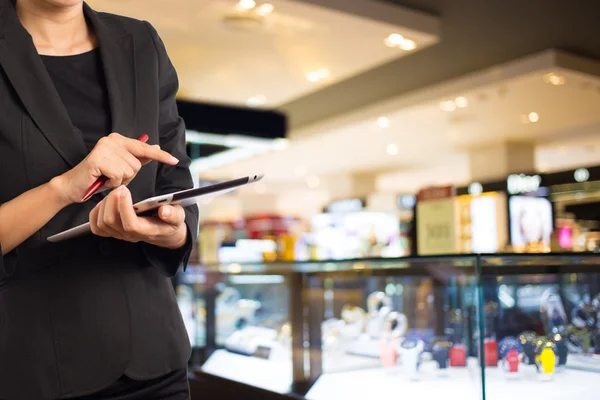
201 350 293 394
307 358 483 400
482 364 598 400
178 253 600 399
306 359 599 400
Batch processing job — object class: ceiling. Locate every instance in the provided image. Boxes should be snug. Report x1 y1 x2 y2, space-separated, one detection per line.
88 0 439 107
281 0 600 130
201 50 600 194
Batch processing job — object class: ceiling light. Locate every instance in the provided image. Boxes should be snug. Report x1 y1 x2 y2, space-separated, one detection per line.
543 72 565 86
247 94 266 107
574 168 590 183
256 3 274 16
236 0 256 11
528 112 539 123
384 33 404 47
317 68 329 79
306 68 329 83
386 143 399 155
468 182 483 196
294 165 307 177
377 117 390 128
306 72 320 82
400 39 416 51
455 96 468 108
307 176 320 188
440 100 456 112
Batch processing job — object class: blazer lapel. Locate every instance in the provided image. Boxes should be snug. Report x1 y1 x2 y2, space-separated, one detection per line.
0 0 139 171
0 0 88 168
84 3 137 140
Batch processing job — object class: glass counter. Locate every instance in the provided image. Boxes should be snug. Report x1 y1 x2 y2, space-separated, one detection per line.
478 254 600 400
176 254 600 399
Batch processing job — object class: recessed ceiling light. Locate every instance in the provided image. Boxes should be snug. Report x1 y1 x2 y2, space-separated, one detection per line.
574 168 590 183
256 3 274 16
440 100 456 112
317 68 329 79
468 182 483 196
385 33 404 47
294 165 307 177
306 72 320 82
237 0 256 11
386 143 399 155
400 39 416 51
306 68 329 83
247 94 267 107
543 72 565 86
528 112 539 123
307 176 320 188
455 96 468 108
377 117 390 128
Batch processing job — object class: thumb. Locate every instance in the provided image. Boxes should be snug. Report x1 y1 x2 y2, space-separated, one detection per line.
158 205 185 225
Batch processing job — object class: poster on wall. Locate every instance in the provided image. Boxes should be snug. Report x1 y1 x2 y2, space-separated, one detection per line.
469 196 498 253
509 196 553 250
417 186 457 255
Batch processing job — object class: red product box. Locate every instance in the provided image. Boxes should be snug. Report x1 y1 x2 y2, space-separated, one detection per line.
449 344 467 367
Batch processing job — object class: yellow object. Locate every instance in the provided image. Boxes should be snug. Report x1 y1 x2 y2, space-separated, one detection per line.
537 347 555 374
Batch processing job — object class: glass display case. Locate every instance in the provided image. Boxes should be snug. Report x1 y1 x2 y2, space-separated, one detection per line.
176 254 600 400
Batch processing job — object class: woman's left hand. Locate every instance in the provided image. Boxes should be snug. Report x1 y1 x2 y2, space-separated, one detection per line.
89 186 187 249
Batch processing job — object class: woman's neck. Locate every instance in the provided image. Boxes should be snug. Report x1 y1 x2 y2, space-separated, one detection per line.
15 0 96 56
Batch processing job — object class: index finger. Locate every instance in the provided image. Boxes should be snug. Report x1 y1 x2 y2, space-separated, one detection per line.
124 139 179 165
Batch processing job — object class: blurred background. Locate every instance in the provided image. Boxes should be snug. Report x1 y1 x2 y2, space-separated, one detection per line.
90 0 600 263
86 1 600 399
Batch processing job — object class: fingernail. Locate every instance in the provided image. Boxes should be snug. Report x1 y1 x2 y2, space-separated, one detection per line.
119 186 126 197
162 208 171 217
171 156 179 164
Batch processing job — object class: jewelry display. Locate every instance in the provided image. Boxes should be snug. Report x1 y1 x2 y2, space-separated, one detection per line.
498 336 522 376
366 292 393 339
484 338 498 367
551 333 568 368
398 338 425 381
449 344 467 367
431 338 452 375
534 336 557 380
341 305 368 339
379 312 402 367
519 331 538 366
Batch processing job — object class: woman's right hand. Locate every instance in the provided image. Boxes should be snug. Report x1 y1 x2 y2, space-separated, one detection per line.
55 133 179 206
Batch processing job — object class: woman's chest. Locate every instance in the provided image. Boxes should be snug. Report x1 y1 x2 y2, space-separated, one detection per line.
0 67 159 203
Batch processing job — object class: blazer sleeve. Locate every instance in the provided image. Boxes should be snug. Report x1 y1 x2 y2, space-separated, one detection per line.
141 22 199 278
0 243 18 281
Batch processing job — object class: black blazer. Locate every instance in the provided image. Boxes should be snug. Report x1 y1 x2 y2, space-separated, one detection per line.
0 1 199 399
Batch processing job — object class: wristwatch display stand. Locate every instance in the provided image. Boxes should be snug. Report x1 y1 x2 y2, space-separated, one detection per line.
180 253 600 400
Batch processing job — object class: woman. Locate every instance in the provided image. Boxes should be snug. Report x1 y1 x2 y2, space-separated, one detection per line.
0 0 199 399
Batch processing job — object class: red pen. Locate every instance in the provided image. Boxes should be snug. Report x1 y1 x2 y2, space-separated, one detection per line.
81 133 150 202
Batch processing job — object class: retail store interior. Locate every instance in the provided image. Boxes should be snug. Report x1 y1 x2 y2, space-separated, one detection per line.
89 0 600 398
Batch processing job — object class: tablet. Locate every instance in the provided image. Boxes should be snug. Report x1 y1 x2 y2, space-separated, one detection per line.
47 174 264 243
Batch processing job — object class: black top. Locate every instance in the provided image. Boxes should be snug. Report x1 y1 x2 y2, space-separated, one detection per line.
41 48 111 152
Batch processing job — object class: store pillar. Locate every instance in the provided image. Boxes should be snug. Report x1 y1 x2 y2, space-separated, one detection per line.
468 142 536 182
